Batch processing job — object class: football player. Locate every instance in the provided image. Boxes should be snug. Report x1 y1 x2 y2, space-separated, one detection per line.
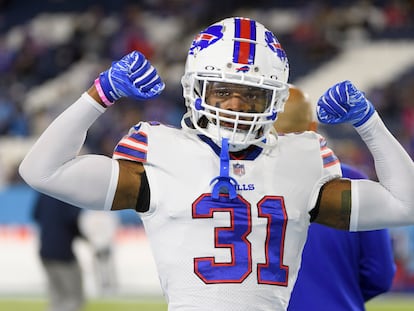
19 17 413 310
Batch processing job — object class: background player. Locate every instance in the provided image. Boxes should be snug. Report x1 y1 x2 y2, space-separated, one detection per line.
33 193 86 311
19 17 414 310
274 85 396 311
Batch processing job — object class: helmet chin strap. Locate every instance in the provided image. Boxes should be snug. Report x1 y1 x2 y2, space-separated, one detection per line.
209 138 239 200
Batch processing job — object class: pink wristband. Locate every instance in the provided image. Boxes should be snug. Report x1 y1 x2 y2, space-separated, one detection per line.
94 78 114 107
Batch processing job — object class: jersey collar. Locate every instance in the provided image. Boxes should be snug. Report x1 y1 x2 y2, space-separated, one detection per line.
198 135 263 160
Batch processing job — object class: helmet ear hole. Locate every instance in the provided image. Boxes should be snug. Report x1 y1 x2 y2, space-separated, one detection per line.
197 116 209 128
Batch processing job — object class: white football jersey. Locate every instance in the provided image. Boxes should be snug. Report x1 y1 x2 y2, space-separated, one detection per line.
113 122 341 311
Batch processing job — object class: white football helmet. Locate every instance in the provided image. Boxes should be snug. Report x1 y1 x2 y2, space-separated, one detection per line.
181 17 289 150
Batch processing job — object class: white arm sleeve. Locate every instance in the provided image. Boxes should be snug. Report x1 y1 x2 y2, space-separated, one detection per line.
19 93 118 210
350 112 414 231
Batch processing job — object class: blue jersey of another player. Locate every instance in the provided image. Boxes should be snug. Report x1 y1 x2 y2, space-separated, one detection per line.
287 163 396 311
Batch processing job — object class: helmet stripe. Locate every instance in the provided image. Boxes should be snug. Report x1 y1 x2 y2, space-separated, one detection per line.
233 18 256 65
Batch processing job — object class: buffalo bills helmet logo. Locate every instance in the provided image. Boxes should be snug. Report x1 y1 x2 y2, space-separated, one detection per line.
189 25 224 55
236 65 250 73
265 31 288 64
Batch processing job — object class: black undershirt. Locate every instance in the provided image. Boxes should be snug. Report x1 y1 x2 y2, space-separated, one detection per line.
135 171 150 212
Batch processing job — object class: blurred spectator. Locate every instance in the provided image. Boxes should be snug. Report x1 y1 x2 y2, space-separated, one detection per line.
109 4 155 60
390 226 414 292
33 193 86 311
79 210 119 296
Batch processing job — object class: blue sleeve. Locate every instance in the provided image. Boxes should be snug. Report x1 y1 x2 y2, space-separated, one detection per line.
359 229 396 301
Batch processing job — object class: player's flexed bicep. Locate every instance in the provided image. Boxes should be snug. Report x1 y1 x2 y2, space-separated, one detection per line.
312 178 352 229
112 159 149 212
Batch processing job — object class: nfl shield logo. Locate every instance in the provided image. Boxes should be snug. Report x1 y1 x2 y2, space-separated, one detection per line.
233 163 245 177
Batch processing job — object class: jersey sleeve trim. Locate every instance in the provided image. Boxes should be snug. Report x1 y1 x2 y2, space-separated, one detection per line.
104 160 119 211
307 174 341 214
349 180 360 231
319 137 339 168
113 129 148 162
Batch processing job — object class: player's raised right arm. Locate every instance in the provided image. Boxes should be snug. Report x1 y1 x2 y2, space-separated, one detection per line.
19 51 164 211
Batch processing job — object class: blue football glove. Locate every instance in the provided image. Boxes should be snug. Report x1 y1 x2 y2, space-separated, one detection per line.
97 51 164 105
316 80 375 127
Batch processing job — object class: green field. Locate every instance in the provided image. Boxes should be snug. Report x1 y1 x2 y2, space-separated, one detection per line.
366 295 414 311
1 295 413 310
0 298 167 311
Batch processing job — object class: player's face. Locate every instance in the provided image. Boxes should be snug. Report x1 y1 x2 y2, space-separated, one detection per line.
206 82 271 113
205 82 272 130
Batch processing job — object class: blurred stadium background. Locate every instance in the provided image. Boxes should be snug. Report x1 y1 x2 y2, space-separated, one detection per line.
1 0 414 309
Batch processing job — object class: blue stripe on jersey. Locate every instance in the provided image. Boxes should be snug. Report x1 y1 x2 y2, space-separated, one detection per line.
322 152 339 168
130 131 148 144
233 18 256 65
114 144 147 162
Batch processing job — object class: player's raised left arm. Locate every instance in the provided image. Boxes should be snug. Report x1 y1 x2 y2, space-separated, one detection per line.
316 80 414 230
